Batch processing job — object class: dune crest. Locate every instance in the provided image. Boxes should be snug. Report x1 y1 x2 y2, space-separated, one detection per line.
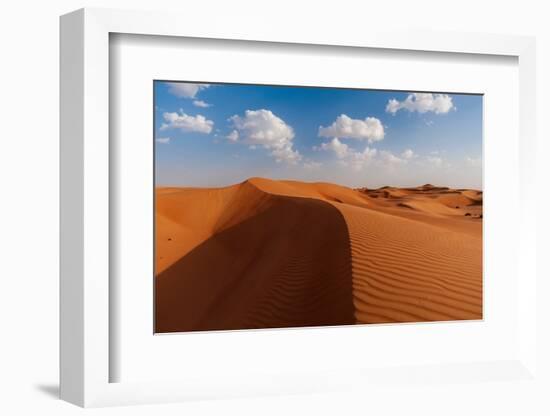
155 178 482 332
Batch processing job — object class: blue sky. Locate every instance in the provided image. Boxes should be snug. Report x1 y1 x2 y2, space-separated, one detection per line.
154 81 482 189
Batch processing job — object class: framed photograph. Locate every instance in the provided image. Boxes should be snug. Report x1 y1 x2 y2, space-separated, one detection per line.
152 80 483 334
60 8 538 407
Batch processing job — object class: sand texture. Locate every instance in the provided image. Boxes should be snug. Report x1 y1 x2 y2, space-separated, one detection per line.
155 178 482 332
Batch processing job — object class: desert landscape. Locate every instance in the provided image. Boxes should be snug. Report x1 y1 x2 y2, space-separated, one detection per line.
155 177 482 333
154 82 483 333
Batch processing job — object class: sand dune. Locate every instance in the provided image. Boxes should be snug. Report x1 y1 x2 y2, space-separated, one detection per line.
155 178 482 332
155 180 355 332
155 182 274 274
336 204 482 323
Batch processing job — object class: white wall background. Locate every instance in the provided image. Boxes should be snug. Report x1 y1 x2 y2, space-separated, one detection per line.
0 0 548 414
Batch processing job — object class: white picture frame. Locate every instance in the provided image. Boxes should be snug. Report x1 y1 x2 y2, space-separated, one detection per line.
60 7 538 407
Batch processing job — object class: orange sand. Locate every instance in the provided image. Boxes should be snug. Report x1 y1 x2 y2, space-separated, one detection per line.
155 178 482 332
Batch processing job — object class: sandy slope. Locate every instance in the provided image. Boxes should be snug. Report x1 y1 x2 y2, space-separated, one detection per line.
336 204 482 323
155 181 354 332
155 183 273 274
155 178 482 332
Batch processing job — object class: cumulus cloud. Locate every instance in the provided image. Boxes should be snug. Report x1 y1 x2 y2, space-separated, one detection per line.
316 139 378 171
350 146 378 171
226 130 239 142
386 93 454 115
317 141 423 172
160 111 214 134
270 147 302 164
193 100 211 108
401 149 416 159
166 82 210 99
380 150 406 165
155 137 170 144
318 114 385 143
229 109 301 164
316 138 349 159
317 138 444 173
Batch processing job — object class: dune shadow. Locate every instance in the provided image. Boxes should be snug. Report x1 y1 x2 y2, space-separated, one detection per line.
155 195 354 333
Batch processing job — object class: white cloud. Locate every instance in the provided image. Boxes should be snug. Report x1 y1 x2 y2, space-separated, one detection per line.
318 114 385 143
315 138 451 176
316 138 377 171
193 100 211 108
350 146 378 171
229 109 301 164
226 130 239 142
380 150 406 165
166 82 210 99
155 137 170 144
316 138 349 159
271 146 302 164
386 93 454 115
316 134 418 170
160 111 214 134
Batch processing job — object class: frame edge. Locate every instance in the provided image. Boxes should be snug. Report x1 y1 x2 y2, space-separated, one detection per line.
59 8 85 407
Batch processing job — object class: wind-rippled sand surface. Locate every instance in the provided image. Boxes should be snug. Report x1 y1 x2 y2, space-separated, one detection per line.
155 178 482 333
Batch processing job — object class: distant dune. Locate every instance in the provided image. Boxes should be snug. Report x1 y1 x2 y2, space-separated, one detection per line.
155 178 482 332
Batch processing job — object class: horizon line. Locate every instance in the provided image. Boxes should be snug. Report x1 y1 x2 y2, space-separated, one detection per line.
154 177 483 191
